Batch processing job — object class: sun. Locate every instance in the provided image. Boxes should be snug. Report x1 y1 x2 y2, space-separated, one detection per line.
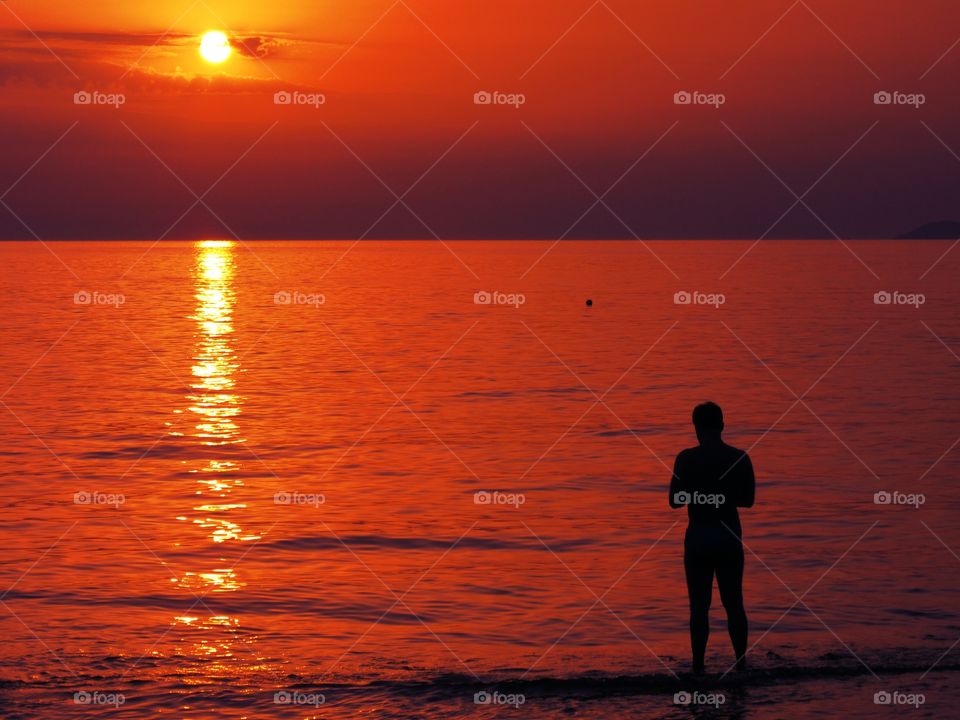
200 31 232 64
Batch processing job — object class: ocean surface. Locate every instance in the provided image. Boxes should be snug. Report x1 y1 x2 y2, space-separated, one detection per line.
0 240 958 718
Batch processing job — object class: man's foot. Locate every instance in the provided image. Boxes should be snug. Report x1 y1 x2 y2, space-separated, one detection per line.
692 661 705 675
734 657 747 673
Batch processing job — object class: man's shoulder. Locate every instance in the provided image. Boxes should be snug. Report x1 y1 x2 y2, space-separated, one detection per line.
675 446 702 464
723 443 750 458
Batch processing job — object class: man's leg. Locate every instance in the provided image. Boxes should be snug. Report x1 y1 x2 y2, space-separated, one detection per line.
716 543 748 670
684 547 713 673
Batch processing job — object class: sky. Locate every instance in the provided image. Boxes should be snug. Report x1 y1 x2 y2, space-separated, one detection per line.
0 0 958 240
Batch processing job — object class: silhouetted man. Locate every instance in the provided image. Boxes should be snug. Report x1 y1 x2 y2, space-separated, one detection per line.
669 402 755 674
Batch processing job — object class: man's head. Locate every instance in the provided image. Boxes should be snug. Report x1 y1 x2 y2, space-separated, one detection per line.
692 401 724 443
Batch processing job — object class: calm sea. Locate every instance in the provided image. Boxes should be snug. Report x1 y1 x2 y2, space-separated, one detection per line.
0 240 958 718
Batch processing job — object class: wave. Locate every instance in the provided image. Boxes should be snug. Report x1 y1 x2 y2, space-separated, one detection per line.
0 588 429 622
594 428 662 437
10 660 954 700
263 533 593 553
3 652 956 720
318 660 960 699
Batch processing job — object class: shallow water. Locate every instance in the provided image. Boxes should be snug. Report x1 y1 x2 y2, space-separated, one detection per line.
0 240 958 718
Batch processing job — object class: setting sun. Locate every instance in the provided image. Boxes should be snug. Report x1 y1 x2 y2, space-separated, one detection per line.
199 31 231 64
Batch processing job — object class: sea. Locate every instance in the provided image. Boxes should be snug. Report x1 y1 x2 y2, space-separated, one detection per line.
0 240 958 718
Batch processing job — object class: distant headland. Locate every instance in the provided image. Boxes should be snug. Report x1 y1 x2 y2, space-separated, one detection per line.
896 221 960 239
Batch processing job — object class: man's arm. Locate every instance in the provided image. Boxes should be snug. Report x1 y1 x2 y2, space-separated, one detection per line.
738 453 755 508
669 453 686 508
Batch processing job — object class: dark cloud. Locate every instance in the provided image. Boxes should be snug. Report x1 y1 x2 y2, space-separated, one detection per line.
232 36 291 59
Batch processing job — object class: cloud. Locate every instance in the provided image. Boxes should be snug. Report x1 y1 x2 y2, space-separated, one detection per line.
0 28 303 93
0 28 294 59
0 55 312 97
18 30 194 46
232 35 291 59
115 63 288 94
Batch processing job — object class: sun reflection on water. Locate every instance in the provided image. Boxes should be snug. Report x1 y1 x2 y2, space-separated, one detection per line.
188 242 244 446
173 567 244 593
170 240 261 665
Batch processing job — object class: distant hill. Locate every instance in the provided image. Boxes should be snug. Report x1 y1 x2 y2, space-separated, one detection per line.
896 221 960 239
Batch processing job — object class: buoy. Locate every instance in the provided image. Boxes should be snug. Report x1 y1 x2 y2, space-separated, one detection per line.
585 299 593 307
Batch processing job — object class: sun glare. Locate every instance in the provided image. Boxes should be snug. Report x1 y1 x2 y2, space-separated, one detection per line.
200 31 231 64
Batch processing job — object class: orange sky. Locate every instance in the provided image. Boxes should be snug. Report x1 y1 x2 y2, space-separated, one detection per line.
1 0 959 239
